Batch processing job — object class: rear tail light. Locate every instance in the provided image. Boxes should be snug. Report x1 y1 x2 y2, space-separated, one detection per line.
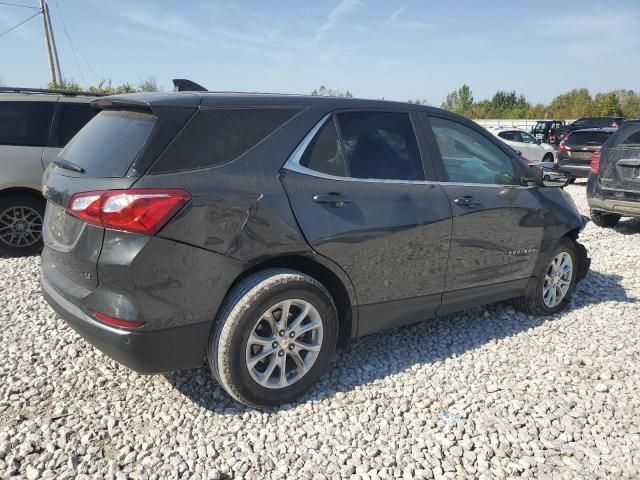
590 150 601 174
91 311 145 329
68 189 190 235
558 135 572 152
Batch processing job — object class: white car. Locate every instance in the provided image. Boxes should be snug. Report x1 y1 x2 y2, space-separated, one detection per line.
488 127 556 164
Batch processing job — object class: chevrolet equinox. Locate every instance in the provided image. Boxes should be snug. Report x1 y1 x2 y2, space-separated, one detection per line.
41 92 590 407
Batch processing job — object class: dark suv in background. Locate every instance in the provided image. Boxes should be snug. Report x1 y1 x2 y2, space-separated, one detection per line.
588 119 640 227
550 117 623 146
531 120 564 143
41 92 589 406
0 87 98 256
557 128 616 179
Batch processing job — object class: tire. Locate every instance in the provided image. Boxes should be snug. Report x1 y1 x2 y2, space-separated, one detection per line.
0 194 46 257
590 210 620 228
542 153 554 163
513 238 578 316
209 269 338 407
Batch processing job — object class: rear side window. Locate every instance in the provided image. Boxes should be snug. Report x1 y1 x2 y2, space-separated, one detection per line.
300 117 347 176
58 110 156 177
498 131 520 142
610 123 640 148
48 103 95 148
151 108 300 173
0 101 55 146
565 131 612 146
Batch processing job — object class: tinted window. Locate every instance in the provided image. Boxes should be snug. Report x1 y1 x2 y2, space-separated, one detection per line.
152 108 299 173
565 131 612 146
300 117 347 176
336 111 423 180
429 117 517 185
58 110 156 177
0 101 55 146
520 132 537 144
498 131 520 142
611 123 640 148
532 122 547 133
48 103 95 148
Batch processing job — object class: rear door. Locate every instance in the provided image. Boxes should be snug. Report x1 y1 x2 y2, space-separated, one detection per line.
599 122 640 193
42 100 95 169
0 99 55 190
420 114 544 312
282 110 452 335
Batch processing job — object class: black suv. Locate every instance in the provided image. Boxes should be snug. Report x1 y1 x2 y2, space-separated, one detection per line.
41 93 590 406
531 120 564 143
550 117 623 146
587 119 640 227
557 128 616 179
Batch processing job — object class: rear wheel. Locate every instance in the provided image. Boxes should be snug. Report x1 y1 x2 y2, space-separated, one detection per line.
209 269 338 407
590 210 620 228
0 195 45 257
514 238 578 315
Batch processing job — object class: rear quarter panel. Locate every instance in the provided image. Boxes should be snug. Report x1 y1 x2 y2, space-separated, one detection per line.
0 145 45 191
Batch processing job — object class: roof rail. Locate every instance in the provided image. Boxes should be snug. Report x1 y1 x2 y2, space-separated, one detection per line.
0 86 106 97
172 79 207 92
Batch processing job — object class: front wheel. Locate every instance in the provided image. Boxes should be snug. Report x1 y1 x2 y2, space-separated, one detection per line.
590 210 620 228
209 269 338 407
542 153 554 163
514 238 578 315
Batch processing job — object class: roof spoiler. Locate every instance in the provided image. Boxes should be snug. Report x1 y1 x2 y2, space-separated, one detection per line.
172 79 207 92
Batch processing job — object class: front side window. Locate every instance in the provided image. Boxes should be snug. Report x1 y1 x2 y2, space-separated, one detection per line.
0 101 55 147
299 111 424 181
520 132 537 144
429 116 518 185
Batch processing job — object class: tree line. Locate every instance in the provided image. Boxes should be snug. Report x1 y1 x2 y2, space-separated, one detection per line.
441 85 640 119
48 77 161 94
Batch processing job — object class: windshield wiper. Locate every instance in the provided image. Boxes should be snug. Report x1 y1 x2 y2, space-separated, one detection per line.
52 159 85 173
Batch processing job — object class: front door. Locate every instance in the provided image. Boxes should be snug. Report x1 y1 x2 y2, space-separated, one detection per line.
282 111 452 335
421 114 544 313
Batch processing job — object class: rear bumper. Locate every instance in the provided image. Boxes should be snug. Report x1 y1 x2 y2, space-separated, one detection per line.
42 275 209 373
588 196 640 217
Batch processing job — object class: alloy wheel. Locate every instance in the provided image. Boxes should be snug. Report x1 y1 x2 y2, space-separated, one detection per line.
245 299 323 389
543 252 573 308
0 206 43 248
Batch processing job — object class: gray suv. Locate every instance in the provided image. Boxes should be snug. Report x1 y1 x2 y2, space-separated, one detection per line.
0 87 97 256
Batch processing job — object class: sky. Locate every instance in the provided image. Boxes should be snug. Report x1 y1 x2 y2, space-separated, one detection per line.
1 0 639 105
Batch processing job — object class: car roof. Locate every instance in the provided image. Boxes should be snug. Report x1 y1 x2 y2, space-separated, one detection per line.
100 90 443 112
0 92 95 103
487 126 531 134
570 127 617 133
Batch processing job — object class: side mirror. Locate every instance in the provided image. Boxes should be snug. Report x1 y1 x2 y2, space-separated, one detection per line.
522 165 570 188
536 139 542 145
538 166 570 187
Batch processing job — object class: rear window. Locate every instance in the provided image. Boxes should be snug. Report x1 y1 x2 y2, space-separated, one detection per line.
565 131 612 146
0 101 55 147
58 110 156 177
150 108 300 173
532 122 547 133
609 123 640 148
48 103 95 148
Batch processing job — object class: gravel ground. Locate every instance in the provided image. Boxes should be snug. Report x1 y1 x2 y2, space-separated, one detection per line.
1 183 639 480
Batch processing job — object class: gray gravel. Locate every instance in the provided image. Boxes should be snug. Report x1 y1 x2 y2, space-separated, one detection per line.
1 182 640 479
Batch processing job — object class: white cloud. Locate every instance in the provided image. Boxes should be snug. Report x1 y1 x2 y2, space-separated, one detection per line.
388 6 406 23
116 6 204 42
385 5 433 31
314 0 362 43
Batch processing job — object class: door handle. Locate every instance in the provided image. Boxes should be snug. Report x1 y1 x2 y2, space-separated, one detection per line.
312 193 352 207
453 196 481 207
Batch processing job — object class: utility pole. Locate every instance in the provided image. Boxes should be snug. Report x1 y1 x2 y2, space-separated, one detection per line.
39 0 57 84
44 2 62 84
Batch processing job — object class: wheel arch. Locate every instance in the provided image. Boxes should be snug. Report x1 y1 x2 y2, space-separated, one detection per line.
226 254 357 347
0 187 45 203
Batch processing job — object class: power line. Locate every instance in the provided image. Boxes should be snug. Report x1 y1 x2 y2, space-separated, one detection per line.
50 0 85 84
0 9 40 38
0 1 39 9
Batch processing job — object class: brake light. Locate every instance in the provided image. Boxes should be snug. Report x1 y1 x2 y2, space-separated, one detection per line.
591 150 601 174
68 189 190 235
558 135 571 152
91 311 145 329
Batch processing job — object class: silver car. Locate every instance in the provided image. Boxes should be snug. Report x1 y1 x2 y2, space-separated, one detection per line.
0 88 96 256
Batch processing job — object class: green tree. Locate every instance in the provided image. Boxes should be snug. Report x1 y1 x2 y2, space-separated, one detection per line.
311 85 353 98
593 92 622 116
407 98 429 105
547 88 593 118
441 84 473 115
138 76 161 92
